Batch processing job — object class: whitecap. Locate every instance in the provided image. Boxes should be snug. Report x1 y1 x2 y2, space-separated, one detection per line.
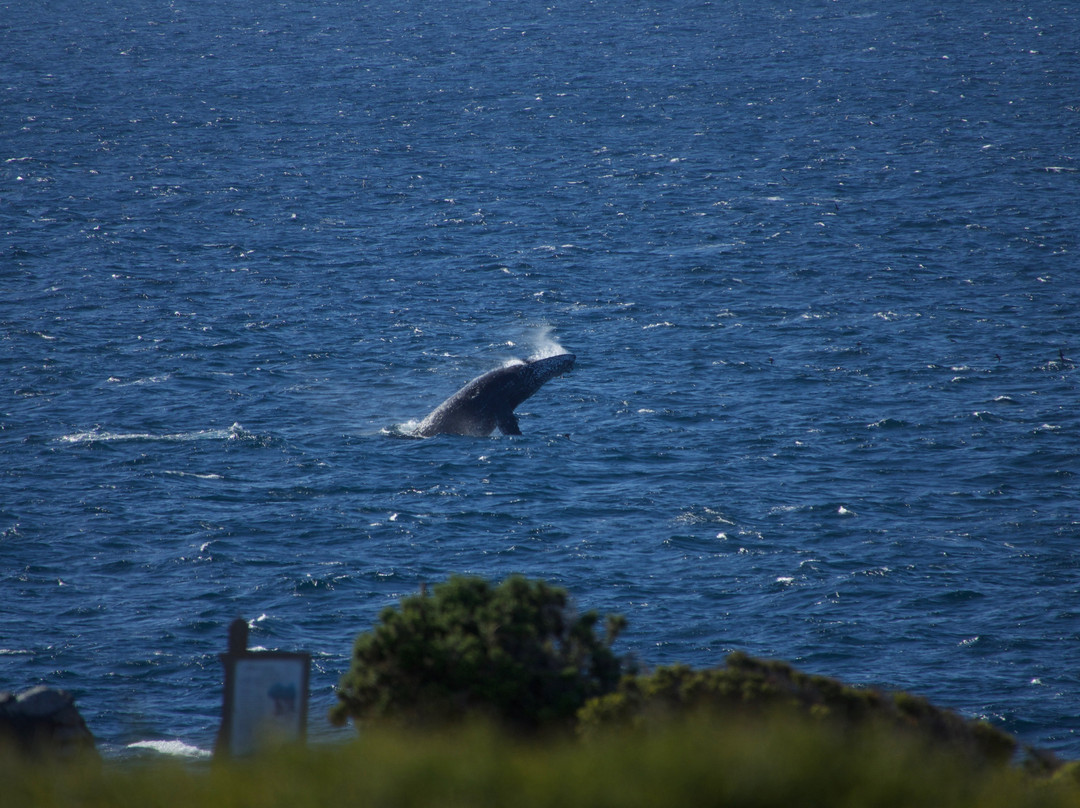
162 470 223 480
126 740 212 759
769 504 800 514
58 425 249 445
108 374 172 387
58 429 154 445
867 418 906 429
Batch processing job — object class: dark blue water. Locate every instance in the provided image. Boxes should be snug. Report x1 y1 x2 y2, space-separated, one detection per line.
3 1 1079 758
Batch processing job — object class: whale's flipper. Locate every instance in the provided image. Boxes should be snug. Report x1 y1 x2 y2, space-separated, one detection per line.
415 353 575 438
496 411 521 436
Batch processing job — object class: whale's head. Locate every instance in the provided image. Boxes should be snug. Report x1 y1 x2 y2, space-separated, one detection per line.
526 352 575 384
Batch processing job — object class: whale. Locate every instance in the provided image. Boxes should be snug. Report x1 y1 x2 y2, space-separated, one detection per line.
415 353 576 437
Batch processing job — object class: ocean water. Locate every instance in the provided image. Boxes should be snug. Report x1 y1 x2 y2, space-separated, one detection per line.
3 0 1079 758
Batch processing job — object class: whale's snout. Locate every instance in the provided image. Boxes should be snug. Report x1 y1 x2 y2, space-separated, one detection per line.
534 352 575 376
523 352 575 385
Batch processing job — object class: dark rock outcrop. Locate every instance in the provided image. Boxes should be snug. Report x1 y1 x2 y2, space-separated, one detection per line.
0 686 97 759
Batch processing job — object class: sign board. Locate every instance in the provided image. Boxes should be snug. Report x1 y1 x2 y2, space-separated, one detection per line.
216 619 310 757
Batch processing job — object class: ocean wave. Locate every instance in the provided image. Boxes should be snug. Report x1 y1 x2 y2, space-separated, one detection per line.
126 740 212 759
57 423 257 446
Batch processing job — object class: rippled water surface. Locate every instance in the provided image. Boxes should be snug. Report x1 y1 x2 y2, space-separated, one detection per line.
3 1 1079 757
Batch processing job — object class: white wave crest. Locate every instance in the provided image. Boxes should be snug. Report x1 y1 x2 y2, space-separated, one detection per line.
58 423 253 445
126 740 212 758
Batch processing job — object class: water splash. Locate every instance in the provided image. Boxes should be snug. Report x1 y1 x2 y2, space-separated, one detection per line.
526 324 568 360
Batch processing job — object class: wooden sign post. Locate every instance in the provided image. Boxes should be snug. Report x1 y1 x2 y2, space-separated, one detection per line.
215 618 310 757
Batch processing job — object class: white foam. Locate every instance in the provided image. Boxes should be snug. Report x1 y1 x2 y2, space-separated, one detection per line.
162 470 223 480
58 424 251 446
106 374 171 386
127 740 212 759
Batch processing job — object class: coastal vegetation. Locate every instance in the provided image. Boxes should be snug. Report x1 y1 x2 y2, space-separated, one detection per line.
577 653 1021 769
6 717 1080 808
331 575 627 731
6 575 1080 807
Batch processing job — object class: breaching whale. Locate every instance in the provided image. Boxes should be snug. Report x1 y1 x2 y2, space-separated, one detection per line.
415 353 576 437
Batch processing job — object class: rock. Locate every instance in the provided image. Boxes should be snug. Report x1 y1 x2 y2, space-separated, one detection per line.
0 686 98 759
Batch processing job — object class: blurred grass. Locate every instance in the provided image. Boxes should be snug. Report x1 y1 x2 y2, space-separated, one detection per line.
5 714 1080 808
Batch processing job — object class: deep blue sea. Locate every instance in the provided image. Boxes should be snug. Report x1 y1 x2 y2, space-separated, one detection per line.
3 1 1079 759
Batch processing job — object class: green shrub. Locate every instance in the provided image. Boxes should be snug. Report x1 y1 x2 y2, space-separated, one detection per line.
331 575 627 732
579 652 1019 768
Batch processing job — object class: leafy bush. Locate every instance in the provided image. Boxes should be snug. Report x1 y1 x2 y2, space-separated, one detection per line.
331 575 627 732
578 652 1020 768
